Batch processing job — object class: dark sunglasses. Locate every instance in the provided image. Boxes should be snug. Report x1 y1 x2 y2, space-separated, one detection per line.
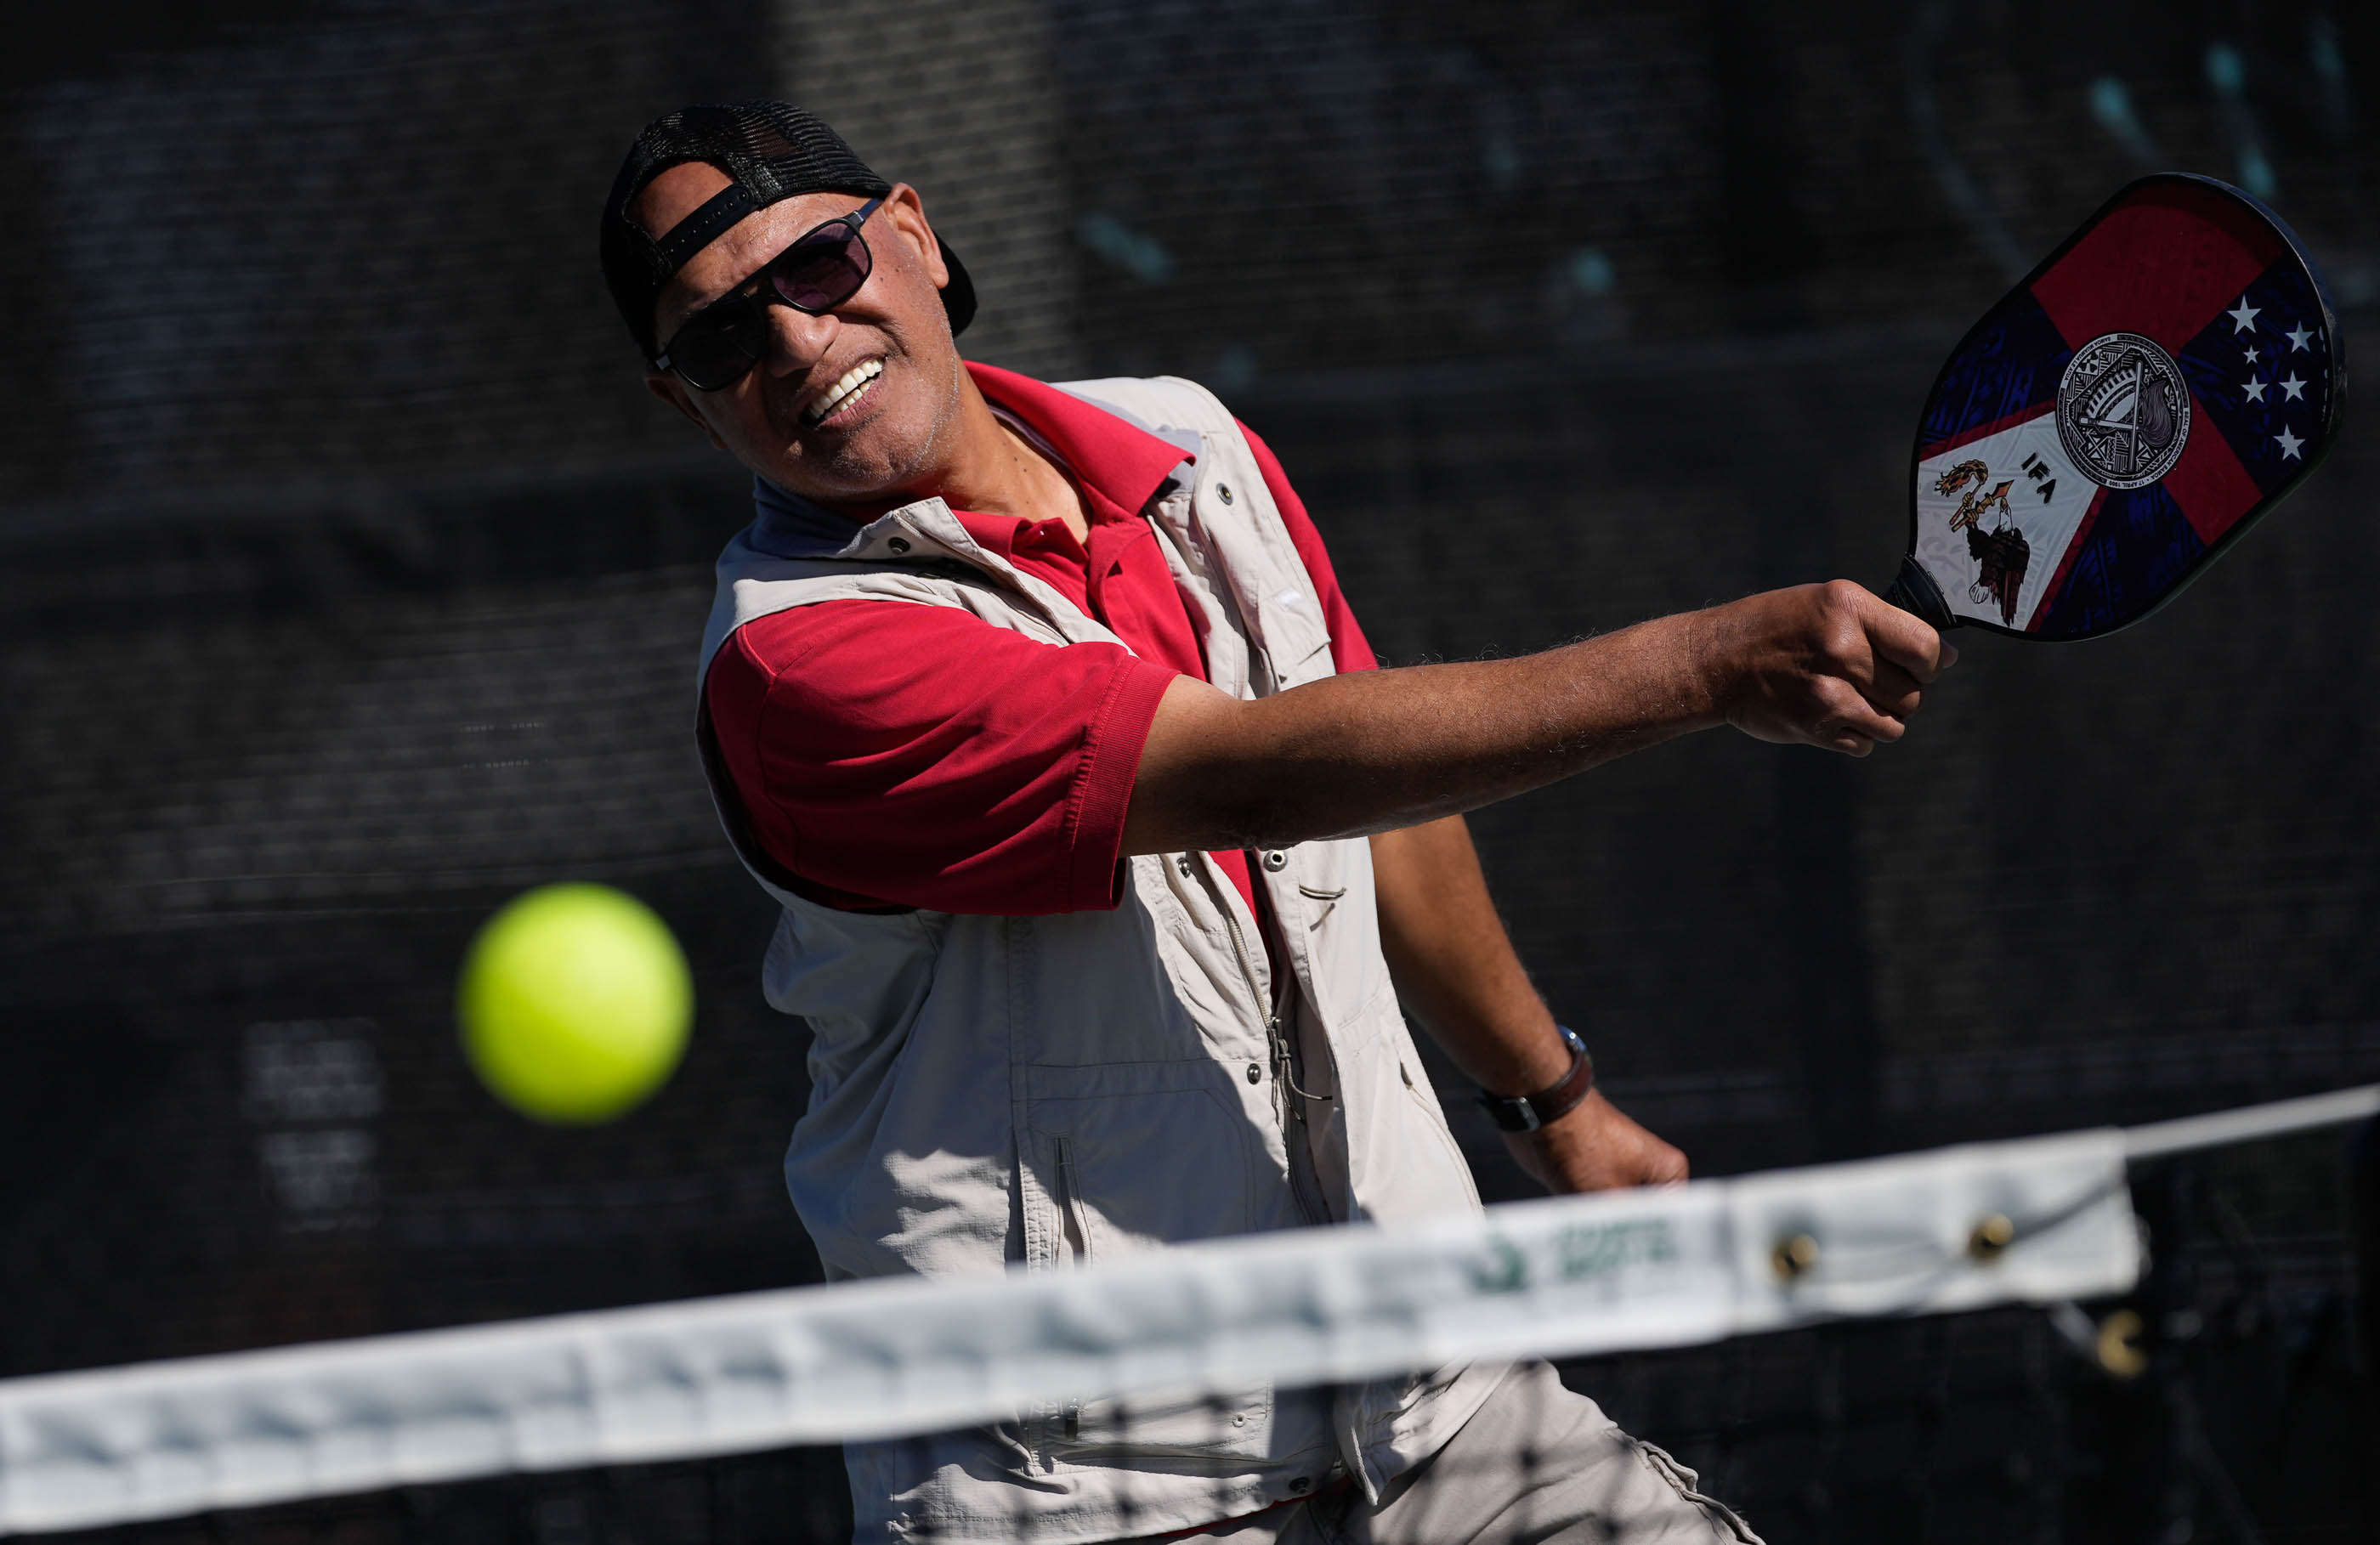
652 197 885 392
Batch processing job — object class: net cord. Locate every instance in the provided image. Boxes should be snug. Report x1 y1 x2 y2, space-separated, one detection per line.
2119 1080 2380 1160
0 1085 2372 1535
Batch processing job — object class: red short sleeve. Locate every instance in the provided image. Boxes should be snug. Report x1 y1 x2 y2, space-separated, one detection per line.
704 599 1178 914
1238 420 1379 674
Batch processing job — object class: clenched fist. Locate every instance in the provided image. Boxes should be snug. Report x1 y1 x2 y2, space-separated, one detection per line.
1504 1090 1688 1194
1695 580 1956 756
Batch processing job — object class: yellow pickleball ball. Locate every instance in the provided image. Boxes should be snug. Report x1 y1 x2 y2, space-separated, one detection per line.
457 883 693 1124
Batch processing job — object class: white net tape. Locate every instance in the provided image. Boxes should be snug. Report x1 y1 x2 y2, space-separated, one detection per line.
4 1087 2374 1536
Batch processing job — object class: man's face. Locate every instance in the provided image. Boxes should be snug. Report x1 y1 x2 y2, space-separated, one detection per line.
637 163 967 507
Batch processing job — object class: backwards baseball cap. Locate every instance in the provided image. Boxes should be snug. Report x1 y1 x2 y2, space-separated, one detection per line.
598 99 977 358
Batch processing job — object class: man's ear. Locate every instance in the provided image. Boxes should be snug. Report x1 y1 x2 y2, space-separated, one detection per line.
645 369 729 451
881 183 950 292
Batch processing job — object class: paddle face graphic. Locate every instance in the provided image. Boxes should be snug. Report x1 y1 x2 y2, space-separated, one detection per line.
1890 175 2344 639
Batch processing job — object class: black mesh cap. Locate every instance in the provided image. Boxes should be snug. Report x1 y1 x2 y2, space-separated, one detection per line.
598 99 977 358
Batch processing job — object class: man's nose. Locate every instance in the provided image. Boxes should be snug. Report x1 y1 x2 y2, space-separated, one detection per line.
762 301 838 376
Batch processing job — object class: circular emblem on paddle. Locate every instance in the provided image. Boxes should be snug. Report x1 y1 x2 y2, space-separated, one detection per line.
2055 331 2193 490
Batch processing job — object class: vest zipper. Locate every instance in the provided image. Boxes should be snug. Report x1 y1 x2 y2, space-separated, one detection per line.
1207 862 1330 1226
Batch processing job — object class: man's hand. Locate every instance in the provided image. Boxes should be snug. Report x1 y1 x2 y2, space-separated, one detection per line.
1697 580 1956 757
1501 1090 1686 1193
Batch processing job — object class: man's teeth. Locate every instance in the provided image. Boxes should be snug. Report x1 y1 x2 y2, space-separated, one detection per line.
805 359 884 424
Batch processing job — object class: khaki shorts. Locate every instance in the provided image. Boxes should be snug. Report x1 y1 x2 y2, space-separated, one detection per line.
1135 1362 1761 1545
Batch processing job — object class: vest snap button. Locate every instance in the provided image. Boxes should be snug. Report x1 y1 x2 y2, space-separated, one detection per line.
887 536 910 553
1261 849 1289 872
1216 482 1234 505
1246 1062 1262 1084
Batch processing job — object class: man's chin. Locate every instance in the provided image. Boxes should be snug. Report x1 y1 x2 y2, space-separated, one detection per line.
755 429 927 512
745 363 963 512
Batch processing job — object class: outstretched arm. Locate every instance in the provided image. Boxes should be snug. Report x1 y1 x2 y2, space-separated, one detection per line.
1121 580 1952 857
1368 813 1683 1192
1121 577 1948 1190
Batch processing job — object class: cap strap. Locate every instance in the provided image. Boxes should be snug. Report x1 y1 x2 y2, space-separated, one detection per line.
654 182 761 272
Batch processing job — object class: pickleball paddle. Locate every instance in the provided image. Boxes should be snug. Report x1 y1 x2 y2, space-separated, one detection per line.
1883 173 2345 639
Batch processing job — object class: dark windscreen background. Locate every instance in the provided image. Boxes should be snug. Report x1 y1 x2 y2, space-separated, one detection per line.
4 3 2377 1540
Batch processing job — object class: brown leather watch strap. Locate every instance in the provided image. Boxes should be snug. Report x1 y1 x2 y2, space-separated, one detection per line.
1476 1025 1596 1134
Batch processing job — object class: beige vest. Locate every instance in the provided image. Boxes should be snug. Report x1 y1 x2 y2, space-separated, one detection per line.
696 376 1500 1543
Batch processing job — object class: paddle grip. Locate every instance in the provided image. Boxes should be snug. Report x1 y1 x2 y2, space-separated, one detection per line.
1880 554 1956 632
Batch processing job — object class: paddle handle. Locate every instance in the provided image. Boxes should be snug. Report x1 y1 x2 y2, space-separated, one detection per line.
1880 553 1957 631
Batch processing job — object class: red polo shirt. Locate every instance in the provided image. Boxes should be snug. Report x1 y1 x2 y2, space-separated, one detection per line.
702 363 1375 916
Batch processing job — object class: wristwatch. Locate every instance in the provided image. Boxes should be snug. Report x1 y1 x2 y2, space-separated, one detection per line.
1476 1025 1595 1134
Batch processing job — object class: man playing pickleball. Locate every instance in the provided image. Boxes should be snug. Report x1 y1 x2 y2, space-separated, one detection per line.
602 102 1948 1545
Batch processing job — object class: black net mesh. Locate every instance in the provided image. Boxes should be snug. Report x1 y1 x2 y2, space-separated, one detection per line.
7 1 2380 1541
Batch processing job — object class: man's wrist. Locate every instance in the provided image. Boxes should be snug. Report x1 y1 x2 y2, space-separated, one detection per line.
1674 603 1739 732
1476 1025 1595 1133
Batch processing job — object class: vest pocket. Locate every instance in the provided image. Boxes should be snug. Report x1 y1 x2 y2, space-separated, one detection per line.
1402 1061 1483 1211
1334 998 1483 1224
1018 1061 1275 1257
1017 1060 1284 1466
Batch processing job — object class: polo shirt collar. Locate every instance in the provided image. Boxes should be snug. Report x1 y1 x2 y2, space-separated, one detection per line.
749 476 867 554
963 361 1193 519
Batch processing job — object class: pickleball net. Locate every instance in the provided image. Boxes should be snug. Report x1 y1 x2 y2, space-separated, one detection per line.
5 1085 2376 1543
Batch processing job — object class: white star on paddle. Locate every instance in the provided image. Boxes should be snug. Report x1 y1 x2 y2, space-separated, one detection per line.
2242 377 2266 402
2280 372 2307 401
2285 323 2315 352
2227 298 2262 332
2275 427 2304 460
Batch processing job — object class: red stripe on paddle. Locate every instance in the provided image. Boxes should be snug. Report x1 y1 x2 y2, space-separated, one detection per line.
2030 182 2282 354
1927 403 2056 457
2162 405 2264 546
2026 487 2110 633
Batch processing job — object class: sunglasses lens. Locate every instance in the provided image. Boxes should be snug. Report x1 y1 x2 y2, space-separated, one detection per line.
669 304 766 392
769 224 872 311
662 218 873 390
